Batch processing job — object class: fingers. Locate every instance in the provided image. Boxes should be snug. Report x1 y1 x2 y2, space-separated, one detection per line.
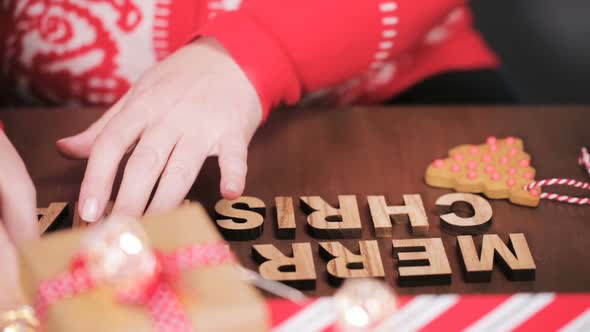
111 125 181 218
0 133 38 243
78 106 146 222
56 93 128 159
218 138 248 199
145 138 208 215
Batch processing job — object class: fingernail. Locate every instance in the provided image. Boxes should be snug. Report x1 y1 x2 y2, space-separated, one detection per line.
224 182 240 195
81 197 98 222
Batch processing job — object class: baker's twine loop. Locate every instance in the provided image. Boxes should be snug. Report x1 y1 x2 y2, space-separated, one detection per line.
524 147 590 205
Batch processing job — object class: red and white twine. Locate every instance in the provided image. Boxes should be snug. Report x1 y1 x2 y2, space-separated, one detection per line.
35 242 234 332
524 147 590 205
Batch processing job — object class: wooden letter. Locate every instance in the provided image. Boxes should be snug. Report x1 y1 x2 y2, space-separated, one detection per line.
319 240 385 285
300 195 362 238
252 243 317 290
435 193 492 234
73 201 113 229
215 196 266 241
368 195 429 237
275 196 296 239
37 202 68 234
457 233 536 282
392 238 452 286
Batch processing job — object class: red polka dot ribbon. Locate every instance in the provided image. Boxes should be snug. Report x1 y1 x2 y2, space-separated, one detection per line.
34 242 234 332
524 147 590 205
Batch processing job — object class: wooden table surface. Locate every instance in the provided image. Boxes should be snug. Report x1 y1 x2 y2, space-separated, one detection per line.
2 106 590 297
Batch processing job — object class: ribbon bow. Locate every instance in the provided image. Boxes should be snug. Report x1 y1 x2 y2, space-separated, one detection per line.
35 242 233 332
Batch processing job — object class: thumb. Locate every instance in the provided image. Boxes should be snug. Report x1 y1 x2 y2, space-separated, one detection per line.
0 222 24 310
56 127 99 159
56 93 128 159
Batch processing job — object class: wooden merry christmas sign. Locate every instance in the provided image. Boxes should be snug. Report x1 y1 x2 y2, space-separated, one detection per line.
38 192 536 291
214 194 535 288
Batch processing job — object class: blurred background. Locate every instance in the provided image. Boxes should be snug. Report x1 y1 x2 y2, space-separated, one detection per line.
471 0 590 103
1 1 588 105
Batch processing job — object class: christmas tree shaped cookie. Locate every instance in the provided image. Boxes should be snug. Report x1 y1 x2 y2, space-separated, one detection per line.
425 136 541 207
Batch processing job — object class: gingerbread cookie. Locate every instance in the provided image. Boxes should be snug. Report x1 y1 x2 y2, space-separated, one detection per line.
425 136 541 207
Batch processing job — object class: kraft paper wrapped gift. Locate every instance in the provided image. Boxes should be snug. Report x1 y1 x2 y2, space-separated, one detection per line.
18 204 269 332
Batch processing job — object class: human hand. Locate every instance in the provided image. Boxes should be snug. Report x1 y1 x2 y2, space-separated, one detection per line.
0 125 38 310
56 37 263 222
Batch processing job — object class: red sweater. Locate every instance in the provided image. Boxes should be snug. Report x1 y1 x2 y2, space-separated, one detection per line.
0 0 497 119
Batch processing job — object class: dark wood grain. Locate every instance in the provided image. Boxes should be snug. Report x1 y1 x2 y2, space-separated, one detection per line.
2 106 590 297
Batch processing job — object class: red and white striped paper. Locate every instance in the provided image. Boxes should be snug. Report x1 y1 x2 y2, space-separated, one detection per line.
268 293 590 332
